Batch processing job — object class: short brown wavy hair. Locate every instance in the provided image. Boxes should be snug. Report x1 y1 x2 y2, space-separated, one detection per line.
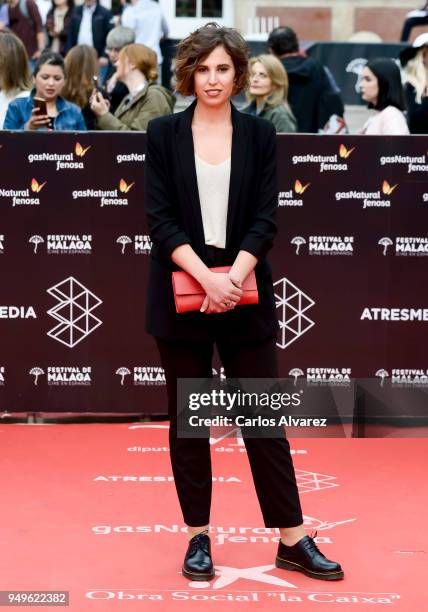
174 22 249 97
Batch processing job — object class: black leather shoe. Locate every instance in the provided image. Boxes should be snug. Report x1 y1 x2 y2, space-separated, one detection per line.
275 534 344 581
182 532 215 581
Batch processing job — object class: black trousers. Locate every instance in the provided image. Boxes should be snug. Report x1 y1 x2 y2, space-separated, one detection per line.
155 335 304 528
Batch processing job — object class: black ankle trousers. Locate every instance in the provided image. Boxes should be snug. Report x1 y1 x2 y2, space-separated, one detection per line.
155 334 303 528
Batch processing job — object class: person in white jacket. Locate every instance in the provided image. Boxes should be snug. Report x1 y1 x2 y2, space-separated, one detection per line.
121 0 168 67
359 57 409 135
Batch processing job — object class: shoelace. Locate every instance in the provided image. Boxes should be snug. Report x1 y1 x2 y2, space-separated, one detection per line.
189 530 210 554
302 530 325 558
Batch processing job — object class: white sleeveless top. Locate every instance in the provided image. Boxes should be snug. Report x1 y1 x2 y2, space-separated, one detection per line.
195 154 231 248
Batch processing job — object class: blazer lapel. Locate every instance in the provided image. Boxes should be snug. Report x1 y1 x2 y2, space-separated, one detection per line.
226 103 249 248
175 99 206 250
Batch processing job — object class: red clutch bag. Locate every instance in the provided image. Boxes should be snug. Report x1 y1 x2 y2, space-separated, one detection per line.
172 266 259 314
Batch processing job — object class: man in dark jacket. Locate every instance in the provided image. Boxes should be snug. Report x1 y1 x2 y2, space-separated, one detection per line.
65 0 112 61
267 26 344 133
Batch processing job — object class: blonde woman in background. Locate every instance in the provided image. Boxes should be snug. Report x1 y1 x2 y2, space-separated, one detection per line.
0 29 31 128
90 43 175 131
242 54 297 133
63 44 100 129
400 33 428 133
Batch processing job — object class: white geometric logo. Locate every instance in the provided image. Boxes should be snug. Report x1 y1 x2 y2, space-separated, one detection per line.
296 469 338 493
188 565 297 590
274 277 315 349
47 277 102 348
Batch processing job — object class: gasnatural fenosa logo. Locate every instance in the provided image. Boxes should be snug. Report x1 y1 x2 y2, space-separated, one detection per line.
292 144 355 172
27 142 91 171
278 180 310 207
72 179 135 207
0 178 46 206
0 234 4 254
335 181 398 209
0 366 5 386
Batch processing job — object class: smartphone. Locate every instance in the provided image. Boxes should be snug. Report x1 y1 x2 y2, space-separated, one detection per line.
33 96 54 129
92 75 103 93
34 96 47 116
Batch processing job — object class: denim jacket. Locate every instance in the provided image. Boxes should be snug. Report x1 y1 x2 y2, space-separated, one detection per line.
3 90 87 131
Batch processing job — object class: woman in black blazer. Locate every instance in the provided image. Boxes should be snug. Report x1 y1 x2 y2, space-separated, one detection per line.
144 23 343 582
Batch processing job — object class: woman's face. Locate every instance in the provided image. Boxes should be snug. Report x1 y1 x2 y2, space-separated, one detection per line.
193 44 236 105
360 67 379 106
249 61 273 99
54 0 68 7
106 46 121 67
34 63 65 101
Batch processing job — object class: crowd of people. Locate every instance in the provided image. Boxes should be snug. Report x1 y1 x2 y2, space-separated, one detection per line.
0 0 427 135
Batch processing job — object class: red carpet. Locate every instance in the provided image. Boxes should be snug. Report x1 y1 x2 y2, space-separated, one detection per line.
0 423 426 610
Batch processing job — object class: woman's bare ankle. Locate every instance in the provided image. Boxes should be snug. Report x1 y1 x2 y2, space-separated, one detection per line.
187 525 210 540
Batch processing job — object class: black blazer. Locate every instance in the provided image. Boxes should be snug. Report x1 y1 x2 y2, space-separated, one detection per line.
65 4 112 58
144 99 279 342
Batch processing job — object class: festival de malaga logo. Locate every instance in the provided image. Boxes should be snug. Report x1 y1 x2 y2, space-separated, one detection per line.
377 236 428 256
290 235 354 255
116 235 152 255
116 366 166 386
29 234 92 255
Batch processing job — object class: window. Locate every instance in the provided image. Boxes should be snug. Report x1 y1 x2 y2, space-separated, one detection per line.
202 0 222 18
175 0 223 18
176 1 196 17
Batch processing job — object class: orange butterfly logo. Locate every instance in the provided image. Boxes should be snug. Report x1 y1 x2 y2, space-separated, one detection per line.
294 179 310 194
339 144 355 159
382 180 397 195
119 179 135 193
75 142 91 157
31 178 47 193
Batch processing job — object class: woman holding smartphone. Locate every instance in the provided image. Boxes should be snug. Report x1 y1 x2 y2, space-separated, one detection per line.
144 23 344 582
3 50 86 131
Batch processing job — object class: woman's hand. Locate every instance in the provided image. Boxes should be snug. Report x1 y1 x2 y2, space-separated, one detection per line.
90 91 110 117
199 271 243 314
25 107 51 131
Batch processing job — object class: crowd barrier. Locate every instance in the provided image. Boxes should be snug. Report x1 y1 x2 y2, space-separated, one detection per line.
0 131 427 416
